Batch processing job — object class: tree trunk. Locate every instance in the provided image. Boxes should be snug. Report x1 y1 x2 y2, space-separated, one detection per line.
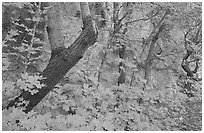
112 2 127 85
181 35 199 77
144 32 159 84
93 2 107 28
118 45 126 85
6 2 98 113
144 10 168 85
116 2 130 85
46 2 66 59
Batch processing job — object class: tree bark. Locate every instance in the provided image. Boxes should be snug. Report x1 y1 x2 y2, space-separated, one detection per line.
144 30 160 84
144 10 168 85
117 3 129 85
181 35 199 77
112 2 127 86
93 2 107 28
118 45 126 85
46 3 66 59
6 2 98 113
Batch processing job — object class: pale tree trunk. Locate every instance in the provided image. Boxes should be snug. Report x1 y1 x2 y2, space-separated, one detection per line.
46 3 66 59
6 2 98 113
96 3 111 87
92 2 107 28
80 2 90 21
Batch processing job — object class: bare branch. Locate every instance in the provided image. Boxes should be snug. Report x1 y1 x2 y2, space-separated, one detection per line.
192 59 199 73
124 7 162 25
116 3 123 20
118 12 129 24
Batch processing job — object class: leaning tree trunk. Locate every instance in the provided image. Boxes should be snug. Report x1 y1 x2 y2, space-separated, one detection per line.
6 2 98 113
144 10 168 85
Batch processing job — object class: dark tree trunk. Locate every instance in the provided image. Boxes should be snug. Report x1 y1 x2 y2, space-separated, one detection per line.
144 23 165 84
118 45 126 85
144 10 168 84
6 15 98 113
144 32 159 84
181 43 199 77
112 2 127 85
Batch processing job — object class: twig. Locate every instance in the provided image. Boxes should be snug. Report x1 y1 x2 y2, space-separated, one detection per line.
118 12 129 24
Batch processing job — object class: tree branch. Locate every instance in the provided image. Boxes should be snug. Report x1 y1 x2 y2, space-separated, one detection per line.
124 7 162 25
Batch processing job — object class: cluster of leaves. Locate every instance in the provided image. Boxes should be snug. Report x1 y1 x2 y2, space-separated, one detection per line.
3 74 201 131
2 2 49 107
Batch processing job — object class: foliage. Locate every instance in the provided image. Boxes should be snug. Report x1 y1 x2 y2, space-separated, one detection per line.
2 2 202 131
2 2 49 107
